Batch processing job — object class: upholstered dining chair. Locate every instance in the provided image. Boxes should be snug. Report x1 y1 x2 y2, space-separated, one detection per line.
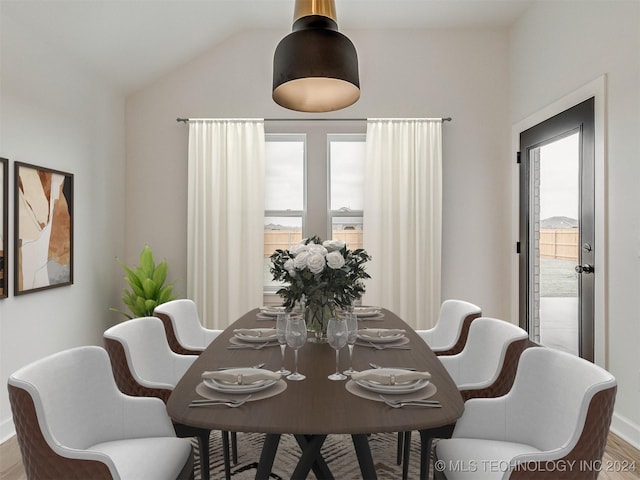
103 316 230 480
8 346 194 480
154 299 222 355
417 299 482 356
434 347 617 479
401 317 530 479
397 300 482 467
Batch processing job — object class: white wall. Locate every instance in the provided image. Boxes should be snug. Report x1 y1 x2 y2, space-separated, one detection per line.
0 11 126 440
125 27 512 320
509 1 640 447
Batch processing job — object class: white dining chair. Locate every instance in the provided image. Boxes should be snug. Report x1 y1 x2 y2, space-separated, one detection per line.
401 317 530 479
103 316 229 480
417 299 482 355
154 299 222 355
8 346 194 480
434 347 617 479
437 317 529 395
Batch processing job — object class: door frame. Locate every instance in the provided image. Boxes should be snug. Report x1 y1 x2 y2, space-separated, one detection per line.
510 75 607 369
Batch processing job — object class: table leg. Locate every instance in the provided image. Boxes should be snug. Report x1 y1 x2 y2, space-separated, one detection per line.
402 431 411 480
222 431 230 480
255 433 281 480
351 434 377 480
291 435 331 479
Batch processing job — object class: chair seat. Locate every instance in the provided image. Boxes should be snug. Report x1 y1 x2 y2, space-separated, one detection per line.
436 438 541 479
91 437 193 480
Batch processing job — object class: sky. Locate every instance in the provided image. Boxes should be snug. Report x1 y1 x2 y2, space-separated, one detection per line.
538 132 580 221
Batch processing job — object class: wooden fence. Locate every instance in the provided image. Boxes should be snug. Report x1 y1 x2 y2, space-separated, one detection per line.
540 228 578 262
264 230 363 256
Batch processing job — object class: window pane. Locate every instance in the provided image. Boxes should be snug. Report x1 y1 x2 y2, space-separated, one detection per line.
330 135 364 250
332 218 363 250
264 217 303 292
330 138 365 212
265 138 304 211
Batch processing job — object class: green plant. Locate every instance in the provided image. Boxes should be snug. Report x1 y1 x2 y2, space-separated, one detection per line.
110 245 176 319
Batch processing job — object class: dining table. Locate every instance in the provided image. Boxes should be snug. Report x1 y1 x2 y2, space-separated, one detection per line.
166 307 464 480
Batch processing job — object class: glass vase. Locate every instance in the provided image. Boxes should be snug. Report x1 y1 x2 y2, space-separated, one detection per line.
305 300 335 343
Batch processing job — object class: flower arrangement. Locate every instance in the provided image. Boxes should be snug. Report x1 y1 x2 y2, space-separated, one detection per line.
270 236 371 339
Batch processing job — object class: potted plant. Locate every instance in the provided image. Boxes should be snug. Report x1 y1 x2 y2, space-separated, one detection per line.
111 245 176 319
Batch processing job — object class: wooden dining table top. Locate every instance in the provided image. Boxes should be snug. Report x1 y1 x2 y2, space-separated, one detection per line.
167 308 464 436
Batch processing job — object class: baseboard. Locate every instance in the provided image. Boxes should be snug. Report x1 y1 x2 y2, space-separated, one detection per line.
0 417 16 445
611 412 640 451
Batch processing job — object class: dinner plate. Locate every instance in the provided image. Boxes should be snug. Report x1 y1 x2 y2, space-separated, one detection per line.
203 378 278 394
357 332 405 343
259 306 287 316
353 306 382 317
355 377 430 394
235 332 278 343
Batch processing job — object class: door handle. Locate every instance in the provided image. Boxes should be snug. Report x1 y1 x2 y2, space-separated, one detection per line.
575 264 594 274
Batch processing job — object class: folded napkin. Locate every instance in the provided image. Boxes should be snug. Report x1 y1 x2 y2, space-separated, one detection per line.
202 368 281 385
354 306 381 314
233 328 277 338
351 368 430 385
358 328 405 338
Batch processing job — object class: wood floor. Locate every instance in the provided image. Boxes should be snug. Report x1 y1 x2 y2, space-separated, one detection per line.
1 430 638 479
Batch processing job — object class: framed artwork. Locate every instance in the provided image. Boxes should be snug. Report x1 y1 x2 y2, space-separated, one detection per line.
14 162 74 295
0 158 7 299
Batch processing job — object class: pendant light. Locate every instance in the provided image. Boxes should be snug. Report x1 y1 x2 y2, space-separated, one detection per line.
272 0 360 112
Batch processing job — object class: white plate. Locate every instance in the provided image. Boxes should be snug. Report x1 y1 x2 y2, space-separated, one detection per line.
235 333 278 343
353 307 382 317
259 306 286 316
356 377 430 394
203 378 278 394
357 332 405 343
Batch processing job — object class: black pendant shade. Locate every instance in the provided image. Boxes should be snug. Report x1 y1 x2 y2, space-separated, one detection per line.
272 3 360 112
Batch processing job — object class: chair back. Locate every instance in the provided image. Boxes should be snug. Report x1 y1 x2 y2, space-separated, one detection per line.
420 299 481 354
440 317 528 391
104 316 195 393
154 299 214 354
505 347 616 454
9 346 129 451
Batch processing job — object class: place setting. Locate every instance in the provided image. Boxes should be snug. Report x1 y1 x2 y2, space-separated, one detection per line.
345 368 439 407
354 327 411 350
256 305 287 321
193 366 287 406
227 327 280 349
352 306 385 321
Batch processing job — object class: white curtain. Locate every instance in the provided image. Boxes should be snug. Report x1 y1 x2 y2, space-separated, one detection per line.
363 119 442 330
187 119 265 329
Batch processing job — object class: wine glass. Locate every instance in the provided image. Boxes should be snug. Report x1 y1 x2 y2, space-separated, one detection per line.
343 312 359 375
327 317 348 381
285 315 307 381
275 313 291 375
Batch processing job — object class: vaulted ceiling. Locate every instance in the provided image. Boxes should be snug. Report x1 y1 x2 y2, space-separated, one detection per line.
2 0 533 94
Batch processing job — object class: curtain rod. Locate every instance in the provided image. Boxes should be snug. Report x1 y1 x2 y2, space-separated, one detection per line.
176 117 452 123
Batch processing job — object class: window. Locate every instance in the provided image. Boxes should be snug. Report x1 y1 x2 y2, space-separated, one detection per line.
329 135 365 250
263 123 366 293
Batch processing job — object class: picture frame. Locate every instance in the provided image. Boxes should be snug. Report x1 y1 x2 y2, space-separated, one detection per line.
0 158 7 299
14 162 74 295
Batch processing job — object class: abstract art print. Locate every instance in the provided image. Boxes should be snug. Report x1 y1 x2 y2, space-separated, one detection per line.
14 162 74 295
0 158 7 299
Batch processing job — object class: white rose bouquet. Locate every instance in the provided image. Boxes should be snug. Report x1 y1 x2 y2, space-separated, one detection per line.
270 236 371 338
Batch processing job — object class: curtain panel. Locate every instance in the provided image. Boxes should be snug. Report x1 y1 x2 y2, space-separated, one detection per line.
187 119 265 329
362 119 442 330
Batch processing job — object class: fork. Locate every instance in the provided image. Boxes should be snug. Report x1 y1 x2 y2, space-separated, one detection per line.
369 363 416 371
381 399 442 409
368 341 412 350
226 342 274 350
189 395 252 408
379 395 441 408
